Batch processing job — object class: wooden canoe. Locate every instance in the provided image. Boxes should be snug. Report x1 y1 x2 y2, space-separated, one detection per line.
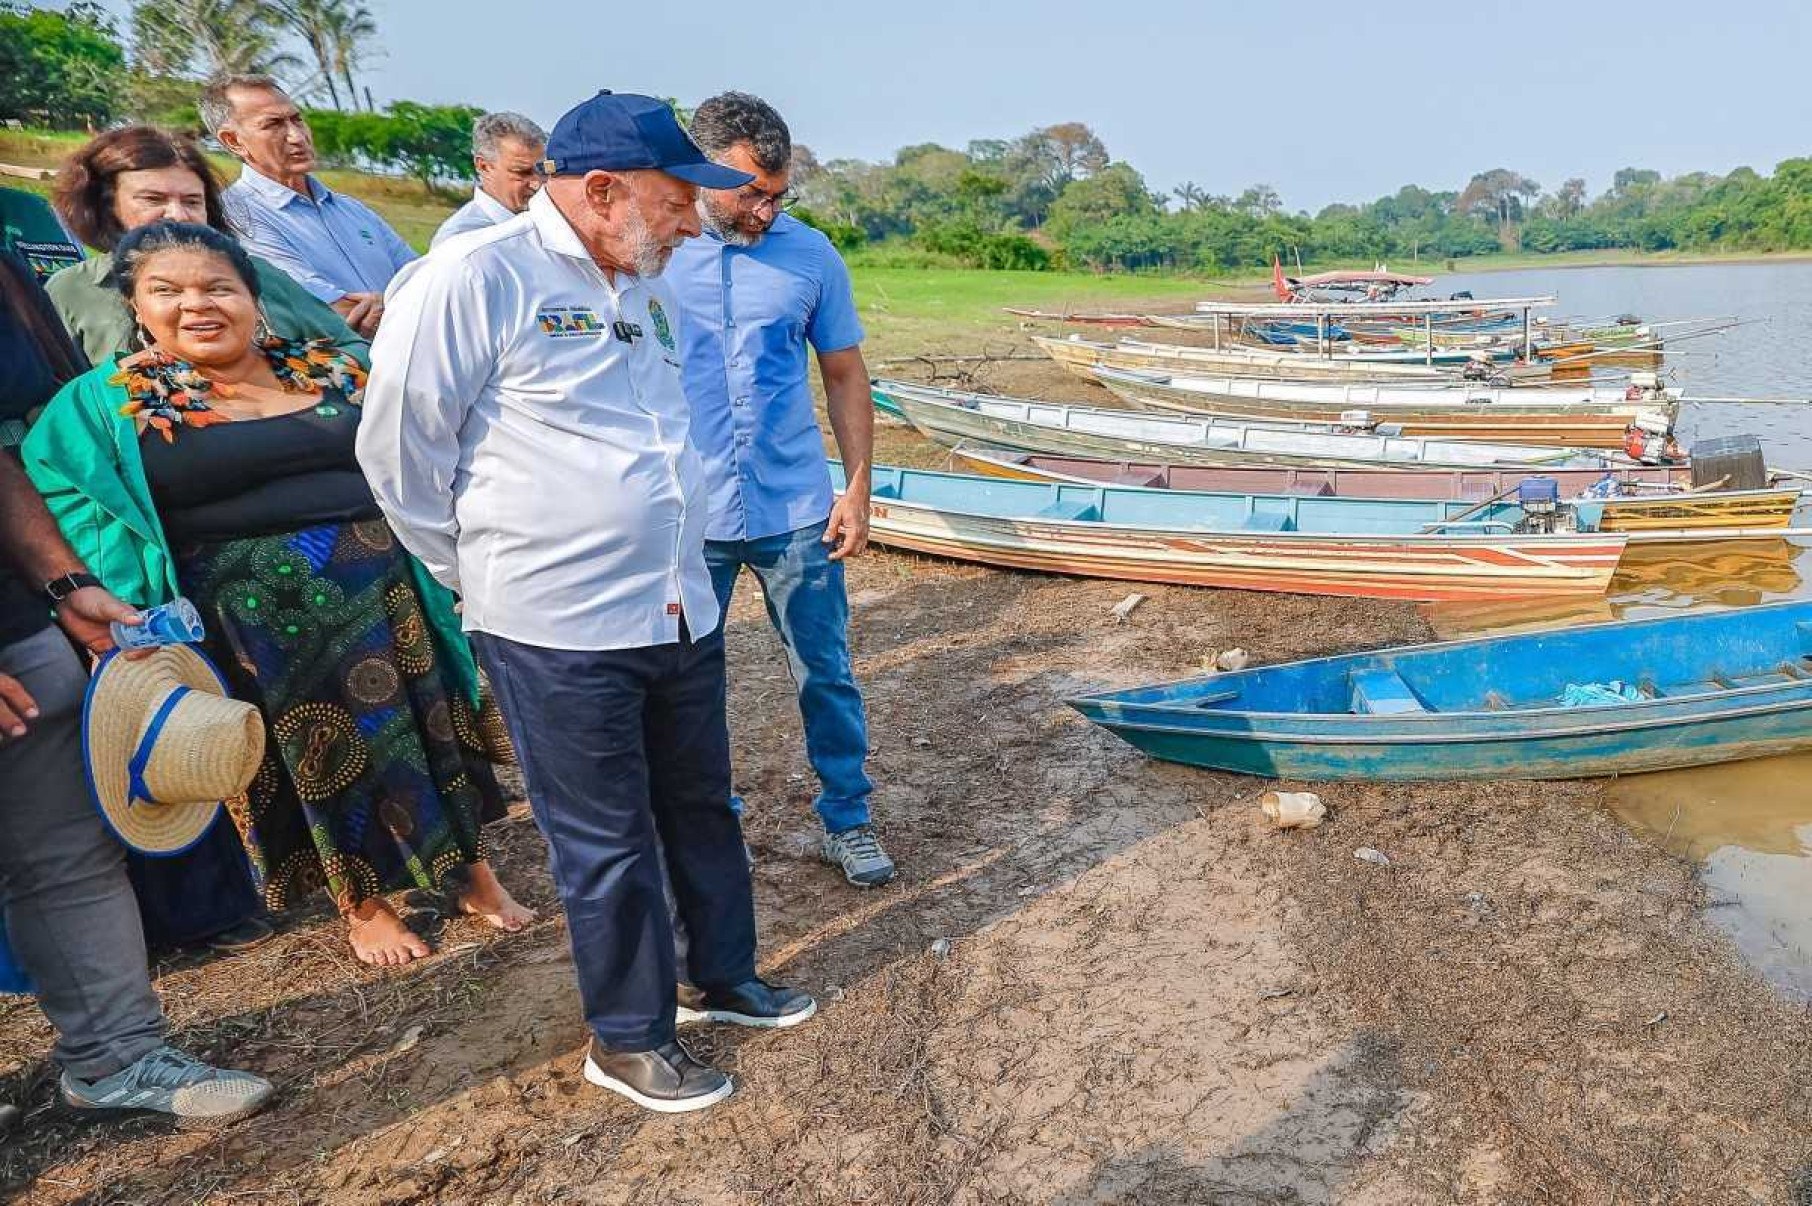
948 447 1804 537
873 380 1641 474
1034 335 1558 384
1089 365 1676 448
1003 307 1155 327
1067 602 1812 780
847 462 1626 600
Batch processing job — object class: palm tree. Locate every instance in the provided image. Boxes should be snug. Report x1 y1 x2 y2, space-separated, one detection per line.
130 0 301 81
272 0 342 109
322 2 377 112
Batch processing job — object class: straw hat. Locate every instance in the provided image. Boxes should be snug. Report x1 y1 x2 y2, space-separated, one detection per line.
82 646 266 856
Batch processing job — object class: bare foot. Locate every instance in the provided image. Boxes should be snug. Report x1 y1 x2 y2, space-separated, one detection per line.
457 860 536 932
347 897 431 967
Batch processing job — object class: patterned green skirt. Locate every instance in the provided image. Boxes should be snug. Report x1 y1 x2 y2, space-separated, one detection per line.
177 518 506 914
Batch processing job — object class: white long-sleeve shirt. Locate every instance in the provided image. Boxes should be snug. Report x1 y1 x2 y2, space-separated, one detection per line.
357 188 719 651
430 185 516 249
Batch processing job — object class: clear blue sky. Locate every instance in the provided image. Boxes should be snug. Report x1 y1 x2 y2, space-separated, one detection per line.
100 0 1812 212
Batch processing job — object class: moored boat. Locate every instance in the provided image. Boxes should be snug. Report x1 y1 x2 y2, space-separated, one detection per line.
948 446 1805 538
1089 365 1676 448
1067 602 1812 780
1033 334 1456 383
844 461 1627 600
873 380 1645 474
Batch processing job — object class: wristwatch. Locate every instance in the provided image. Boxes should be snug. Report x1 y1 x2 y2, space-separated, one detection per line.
43 572 101 605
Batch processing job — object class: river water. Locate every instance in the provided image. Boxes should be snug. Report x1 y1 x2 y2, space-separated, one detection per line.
1427 261 1812 996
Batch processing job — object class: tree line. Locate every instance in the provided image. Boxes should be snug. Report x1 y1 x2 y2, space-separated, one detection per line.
0 1 474 195
7 3 1812 273
794 140 1812 273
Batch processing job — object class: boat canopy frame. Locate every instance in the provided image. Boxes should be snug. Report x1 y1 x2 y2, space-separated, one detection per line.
1189 296 1559 363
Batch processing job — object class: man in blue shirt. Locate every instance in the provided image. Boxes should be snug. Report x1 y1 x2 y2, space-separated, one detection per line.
668 92 894 888
203 75 415 340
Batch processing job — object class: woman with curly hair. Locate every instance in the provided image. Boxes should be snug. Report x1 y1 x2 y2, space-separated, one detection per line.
43 125 366 368
25 222 533 966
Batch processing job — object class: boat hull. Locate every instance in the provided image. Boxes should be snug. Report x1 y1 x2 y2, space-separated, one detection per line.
1033 335 1464 383
865 495 1624 600
1068 603 1812 779
1094 368 1671 448
949 450 1801 535
877 381 1627 474
1080 703 1812 780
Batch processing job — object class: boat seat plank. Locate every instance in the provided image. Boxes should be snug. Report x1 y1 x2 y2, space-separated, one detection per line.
1349 667 1429 715
1032 500 1101 522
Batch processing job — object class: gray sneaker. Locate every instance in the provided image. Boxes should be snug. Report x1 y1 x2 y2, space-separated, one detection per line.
821 825 896 887
60 1045 274 1129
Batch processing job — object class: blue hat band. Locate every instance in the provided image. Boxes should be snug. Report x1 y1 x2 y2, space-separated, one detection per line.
126 685 191 808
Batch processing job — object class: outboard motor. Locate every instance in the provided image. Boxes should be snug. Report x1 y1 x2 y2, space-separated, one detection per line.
1461 351 1494 382
1624 371 1662 401
1518 476 1560 534
1624 413 1683 464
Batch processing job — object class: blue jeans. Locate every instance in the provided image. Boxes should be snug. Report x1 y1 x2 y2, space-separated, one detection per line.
472 626 757 1052
707 521 873 835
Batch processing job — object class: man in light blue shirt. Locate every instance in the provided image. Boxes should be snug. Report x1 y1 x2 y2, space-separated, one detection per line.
668 92 892 888
202 75 415 340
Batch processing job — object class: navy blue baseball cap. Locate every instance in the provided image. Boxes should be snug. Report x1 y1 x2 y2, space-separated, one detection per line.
542 91 754 189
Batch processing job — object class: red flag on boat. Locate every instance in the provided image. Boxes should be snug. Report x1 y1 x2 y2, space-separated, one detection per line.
1272 254 1289 301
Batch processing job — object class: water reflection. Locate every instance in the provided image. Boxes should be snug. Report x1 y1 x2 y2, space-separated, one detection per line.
1422 536 1812 997
1402 263 1812 995
1421 538 1809 639
1606 757 1812 1000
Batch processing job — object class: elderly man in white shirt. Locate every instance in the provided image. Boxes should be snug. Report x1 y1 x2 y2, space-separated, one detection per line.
431 112 547 249
358 91 815 1116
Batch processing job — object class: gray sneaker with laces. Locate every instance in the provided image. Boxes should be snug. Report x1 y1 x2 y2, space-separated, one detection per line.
60 1045 274 1129
821 824 896 887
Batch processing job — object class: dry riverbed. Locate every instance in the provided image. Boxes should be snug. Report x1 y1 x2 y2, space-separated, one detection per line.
4 342 1812 1204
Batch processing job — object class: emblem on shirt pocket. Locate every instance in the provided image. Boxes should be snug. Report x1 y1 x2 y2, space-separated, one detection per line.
537 307 607 338
647 297 676 351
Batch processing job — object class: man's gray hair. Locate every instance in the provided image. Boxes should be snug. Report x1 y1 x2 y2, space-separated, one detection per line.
473 111 548 162
199 74 287 138
689 92 792 174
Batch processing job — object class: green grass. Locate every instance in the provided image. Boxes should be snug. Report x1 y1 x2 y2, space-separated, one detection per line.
849 267 1257 359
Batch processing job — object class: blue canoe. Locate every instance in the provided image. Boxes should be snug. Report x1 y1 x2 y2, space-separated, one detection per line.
1067 602 1812 780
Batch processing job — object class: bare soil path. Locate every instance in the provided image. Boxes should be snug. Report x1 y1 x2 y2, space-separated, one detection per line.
5 344 1811 1203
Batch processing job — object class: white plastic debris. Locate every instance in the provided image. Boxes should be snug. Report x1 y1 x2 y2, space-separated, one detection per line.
1353 847 1393 867
930 937 952 960
1214 648 1251 672
1260 790 1326 830
1111 593 1147 623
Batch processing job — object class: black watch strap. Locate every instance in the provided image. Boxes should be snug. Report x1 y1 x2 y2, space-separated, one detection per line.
43 572 101 605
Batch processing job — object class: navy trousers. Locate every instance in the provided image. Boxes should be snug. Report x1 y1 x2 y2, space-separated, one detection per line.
473 625 757 1052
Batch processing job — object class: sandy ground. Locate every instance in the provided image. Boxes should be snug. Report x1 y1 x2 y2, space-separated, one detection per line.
5 346 1812 1204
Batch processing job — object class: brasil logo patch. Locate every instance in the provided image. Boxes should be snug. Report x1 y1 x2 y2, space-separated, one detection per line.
647 297 676 351
537 306 607 338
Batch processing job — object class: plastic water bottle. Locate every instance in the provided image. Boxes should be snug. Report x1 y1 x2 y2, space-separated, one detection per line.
111 597 206 649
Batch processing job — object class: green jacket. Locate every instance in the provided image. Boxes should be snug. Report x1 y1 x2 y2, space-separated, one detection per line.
21 361 477 704
44 252 370 369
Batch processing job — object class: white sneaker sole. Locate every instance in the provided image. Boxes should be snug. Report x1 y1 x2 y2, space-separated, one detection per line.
582 1056 734 1114
674 997 818 1030
59 1086 273 1130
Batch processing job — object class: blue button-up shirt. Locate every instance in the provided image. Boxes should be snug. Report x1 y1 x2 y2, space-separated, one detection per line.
222 165 416 304
667 213 865 542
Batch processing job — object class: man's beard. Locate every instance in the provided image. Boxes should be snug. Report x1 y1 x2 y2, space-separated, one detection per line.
620 196 683 277
698 196 771 248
